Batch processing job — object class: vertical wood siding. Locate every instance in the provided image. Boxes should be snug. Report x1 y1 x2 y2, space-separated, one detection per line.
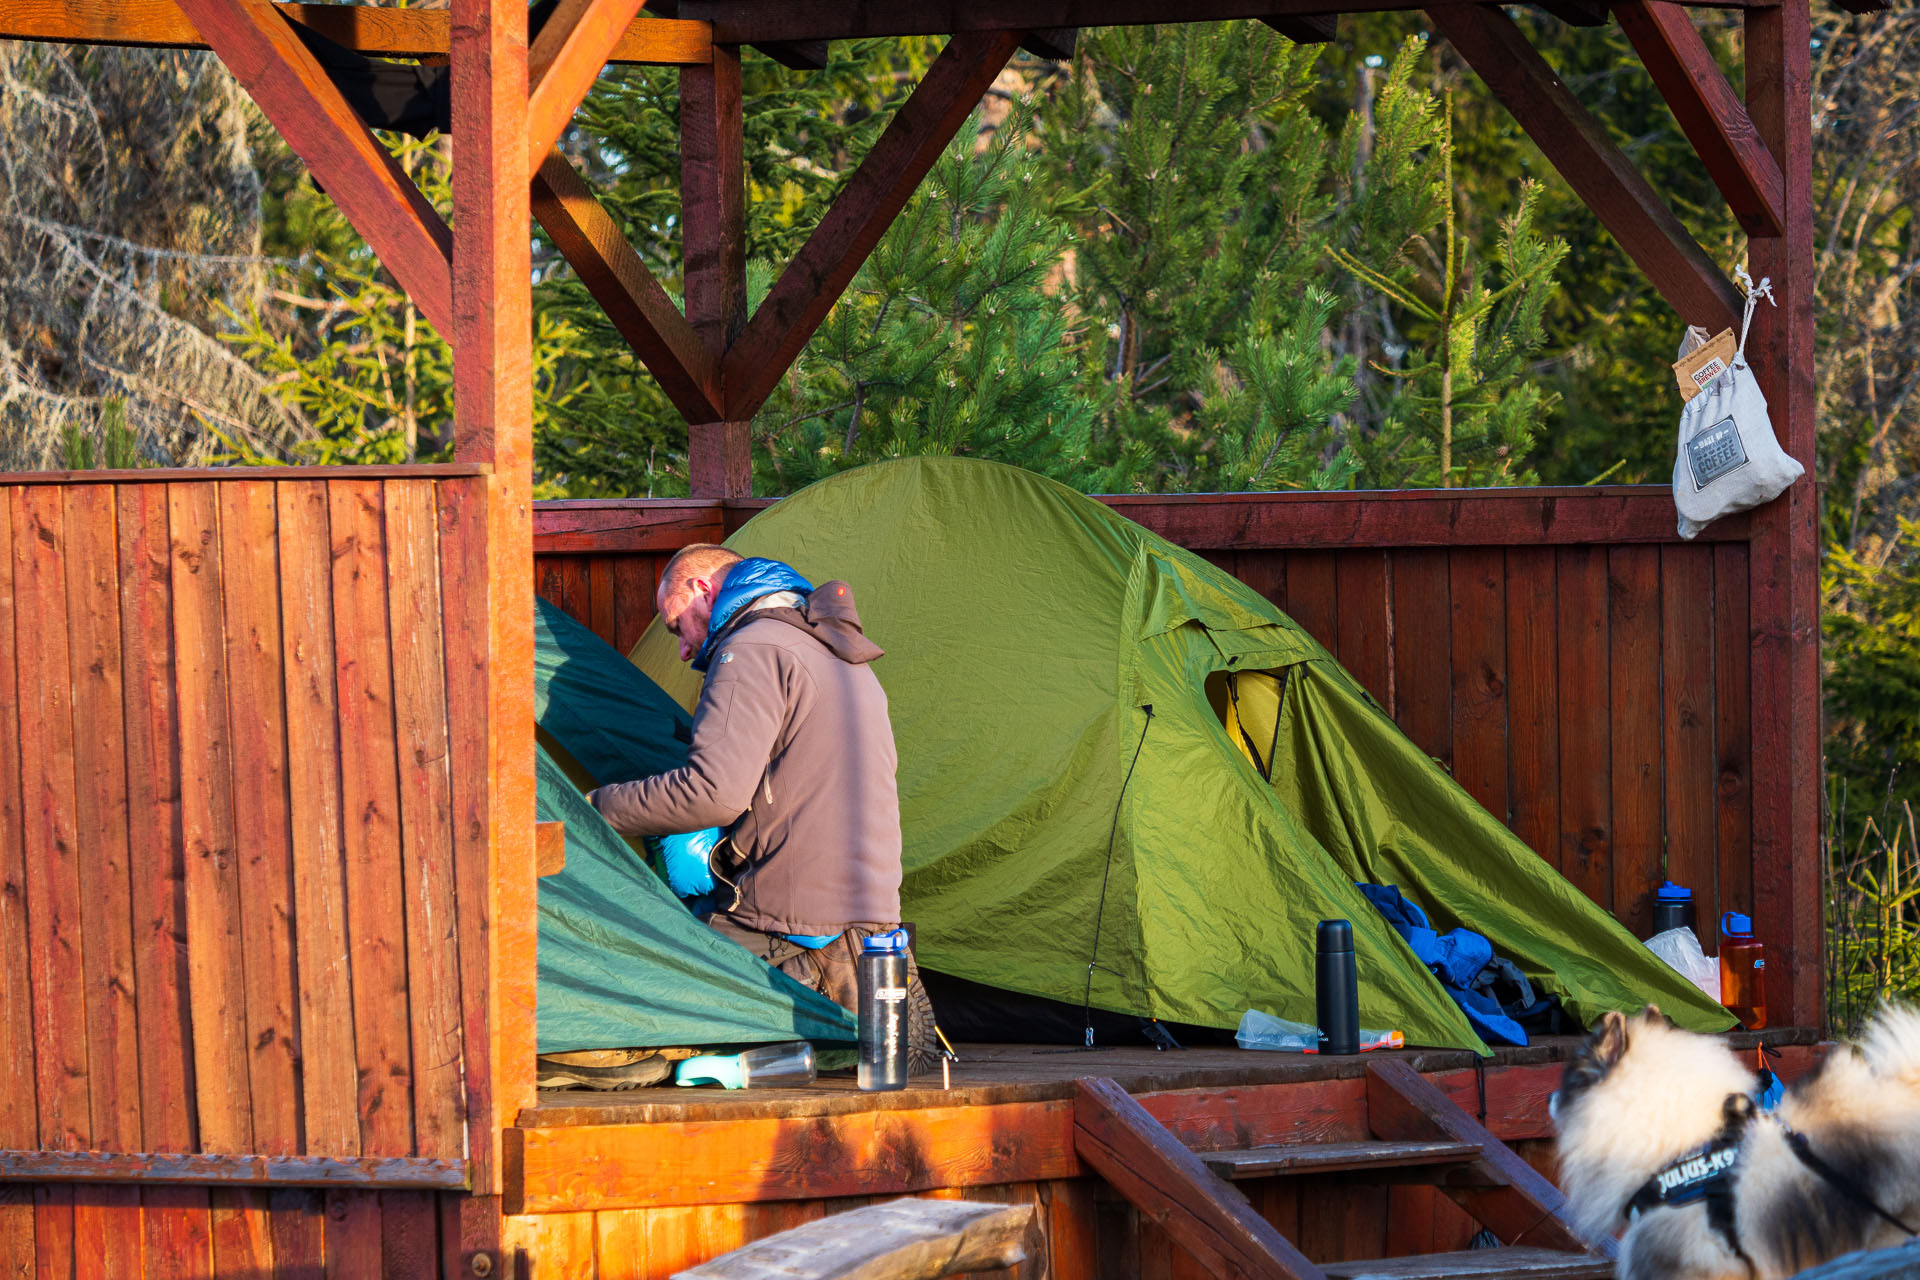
0 475 488 1226
532 493 1760 954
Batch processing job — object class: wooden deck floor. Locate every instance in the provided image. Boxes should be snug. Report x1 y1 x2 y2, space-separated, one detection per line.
518 1027 1818 1127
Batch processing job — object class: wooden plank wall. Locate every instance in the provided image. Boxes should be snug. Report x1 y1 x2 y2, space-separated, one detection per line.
498 1152 1556 1278
532 488 1758 952
0 468 492 1275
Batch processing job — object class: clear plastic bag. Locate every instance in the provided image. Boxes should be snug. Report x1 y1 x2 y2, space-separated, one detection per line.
1645 927 1721 1002
1235 1008 1403 1052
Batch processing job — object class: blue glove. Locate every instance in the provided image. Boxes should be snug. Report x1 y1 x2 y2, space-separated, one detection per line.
654 827 721 899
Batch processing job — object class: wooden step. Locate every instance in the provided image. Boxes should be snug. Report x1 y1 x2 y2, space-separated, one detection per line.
1324 1246 1614 1279
1200 1139 1482 1180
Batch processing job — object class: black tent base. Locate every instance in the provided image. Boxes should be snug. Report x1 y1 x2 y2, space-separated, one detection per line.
920 969 1238 1051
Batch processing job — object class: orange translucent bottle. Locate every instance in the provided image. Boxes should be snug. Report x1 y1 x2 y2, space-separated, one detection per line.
1719 911 1767 1029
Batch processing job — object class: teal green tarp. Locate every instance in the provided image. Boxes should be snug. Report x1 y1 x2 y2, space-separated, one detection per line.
630 457 1733 1053
533 600 856 1053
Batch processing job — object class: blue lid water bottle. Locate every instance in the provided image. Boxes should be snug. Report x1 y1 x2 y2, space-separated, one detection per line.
857 929 910 1091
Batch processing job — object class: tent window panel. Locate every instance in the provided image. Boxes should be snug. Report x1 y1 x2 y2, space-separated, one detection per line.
1204 668 1292 781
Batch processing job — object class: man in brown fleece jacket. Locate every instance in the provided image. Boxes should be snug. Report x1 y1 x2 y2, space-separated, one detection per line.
588 543 937 1072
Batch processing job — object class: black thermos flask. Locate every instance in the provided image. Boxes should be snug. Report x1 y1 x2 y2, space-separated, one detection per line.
1315 919 1359 1055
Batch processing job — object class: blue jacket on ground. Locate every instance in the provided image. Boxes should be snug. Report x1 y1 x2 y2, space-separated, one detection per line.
1356 883 1530 1046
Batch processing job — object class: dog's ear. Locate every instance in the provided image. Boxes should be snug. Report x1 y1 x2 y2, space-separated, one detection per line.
1638 1004 1664 1026
1594 1010 1629 1067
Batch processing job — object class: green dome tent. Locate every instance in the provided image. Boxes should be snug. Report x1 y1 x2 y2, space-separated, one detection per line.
633 457 1731 1053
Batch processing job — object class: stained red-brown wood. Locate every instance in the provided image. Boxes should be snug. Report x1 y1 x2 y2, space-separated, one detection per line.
720 30 1023 420
60 486 143 1156
1661 545 1718 927
536 822 568 877
1607 546 1663 939
275 481 361 1158
1364 1061 1599 1257
1284 553 1339 655
0 497 33 1156
169 481 253 1156
535 501 727 553
589 556 618 643
1449 548 1507 820
1744 0 1821 1030
1712 542 1752 935
72 1185 140 1280
689 420 753 500
321 1188 383 1274
383 480 466 1163
327 481 415 1157
674 0 1769 45
1237 550 1288 616
1504 548 1560 870
115 486 196 1156
379 1189 441 1277
1614 0 1784 237
1428 2 1741 331
1072 1078 1327 1280
168 0 455 333
11 488 90 1153
267 1187 325 1278
525 0 652 169
449 0 545 1143
682 42 747 358
142 1186 214 1279
1390 550 1451 767
1044 1178 1099 1280
217 483 304 1159
531 152 725 424
1334 552 1390 707
439 476 506 1197
34 1185 74 1276
613 556 659 654
211 1187 274 1274
0 1 710 63
1555 547 1610 908
538 555 591 625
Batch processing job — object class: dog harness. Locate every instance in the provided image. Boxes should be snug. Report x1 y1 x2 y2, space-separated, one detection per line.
1624 1091 1920 1276
1624 1095 1759 1276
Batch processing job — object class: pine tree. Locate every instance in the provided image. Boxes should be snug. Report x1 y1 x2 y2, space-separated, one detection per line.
752 97 1122 492
1333 105 1569 489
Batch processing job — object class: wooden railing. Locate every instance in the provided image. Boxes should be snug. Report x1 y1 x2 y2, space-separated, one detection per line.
532 485 1806 1017
0 466 495 1214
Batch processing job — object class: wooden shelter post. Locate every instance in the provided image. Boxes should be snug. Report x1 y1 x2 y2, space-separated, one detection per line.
1744 0 1821 1030
449 0 536 1267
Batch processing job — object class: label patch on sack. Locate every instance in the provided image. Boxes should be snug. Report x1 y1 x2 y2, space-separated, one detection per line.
1687 417 1750 489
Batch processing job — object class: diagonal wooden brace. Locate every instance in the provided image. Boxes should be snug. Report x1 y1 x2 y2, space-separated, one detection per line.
525 0 653 174
1615 0 1785 238
1428 2 1741 331
530 151 724 424
717 29 1022 421
173 0 454 334
1366 1059 1611 1258
1074 1078 1329 1280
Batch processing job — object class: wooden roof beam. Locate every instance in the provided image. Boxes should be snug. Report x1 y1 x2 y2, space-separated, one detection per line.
530 152 724 425
718 29 1022 421
1262 15 1339 42
666 0 1767 45
0 1 710 64
1428 3 1742 331
525 0 652 171
1615 0 1786 238
171 0 454 333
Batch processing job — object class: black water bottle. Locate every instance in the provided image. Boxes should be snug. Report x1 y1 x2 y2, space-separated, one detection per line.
857 928 910 1091
1316 919 1359 1055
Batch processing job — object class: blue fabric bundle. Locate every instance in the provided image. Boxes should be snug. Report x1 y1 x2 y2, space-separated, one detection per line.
1356 883 1533 1046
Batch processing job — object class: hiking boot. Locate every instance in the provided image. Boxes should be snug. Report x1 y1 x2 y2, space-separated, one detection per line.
535 1048 674 1091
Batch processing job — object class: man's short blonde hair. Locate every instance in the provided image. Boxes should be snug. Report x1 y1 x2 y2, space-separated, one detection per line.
658 543 742 603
